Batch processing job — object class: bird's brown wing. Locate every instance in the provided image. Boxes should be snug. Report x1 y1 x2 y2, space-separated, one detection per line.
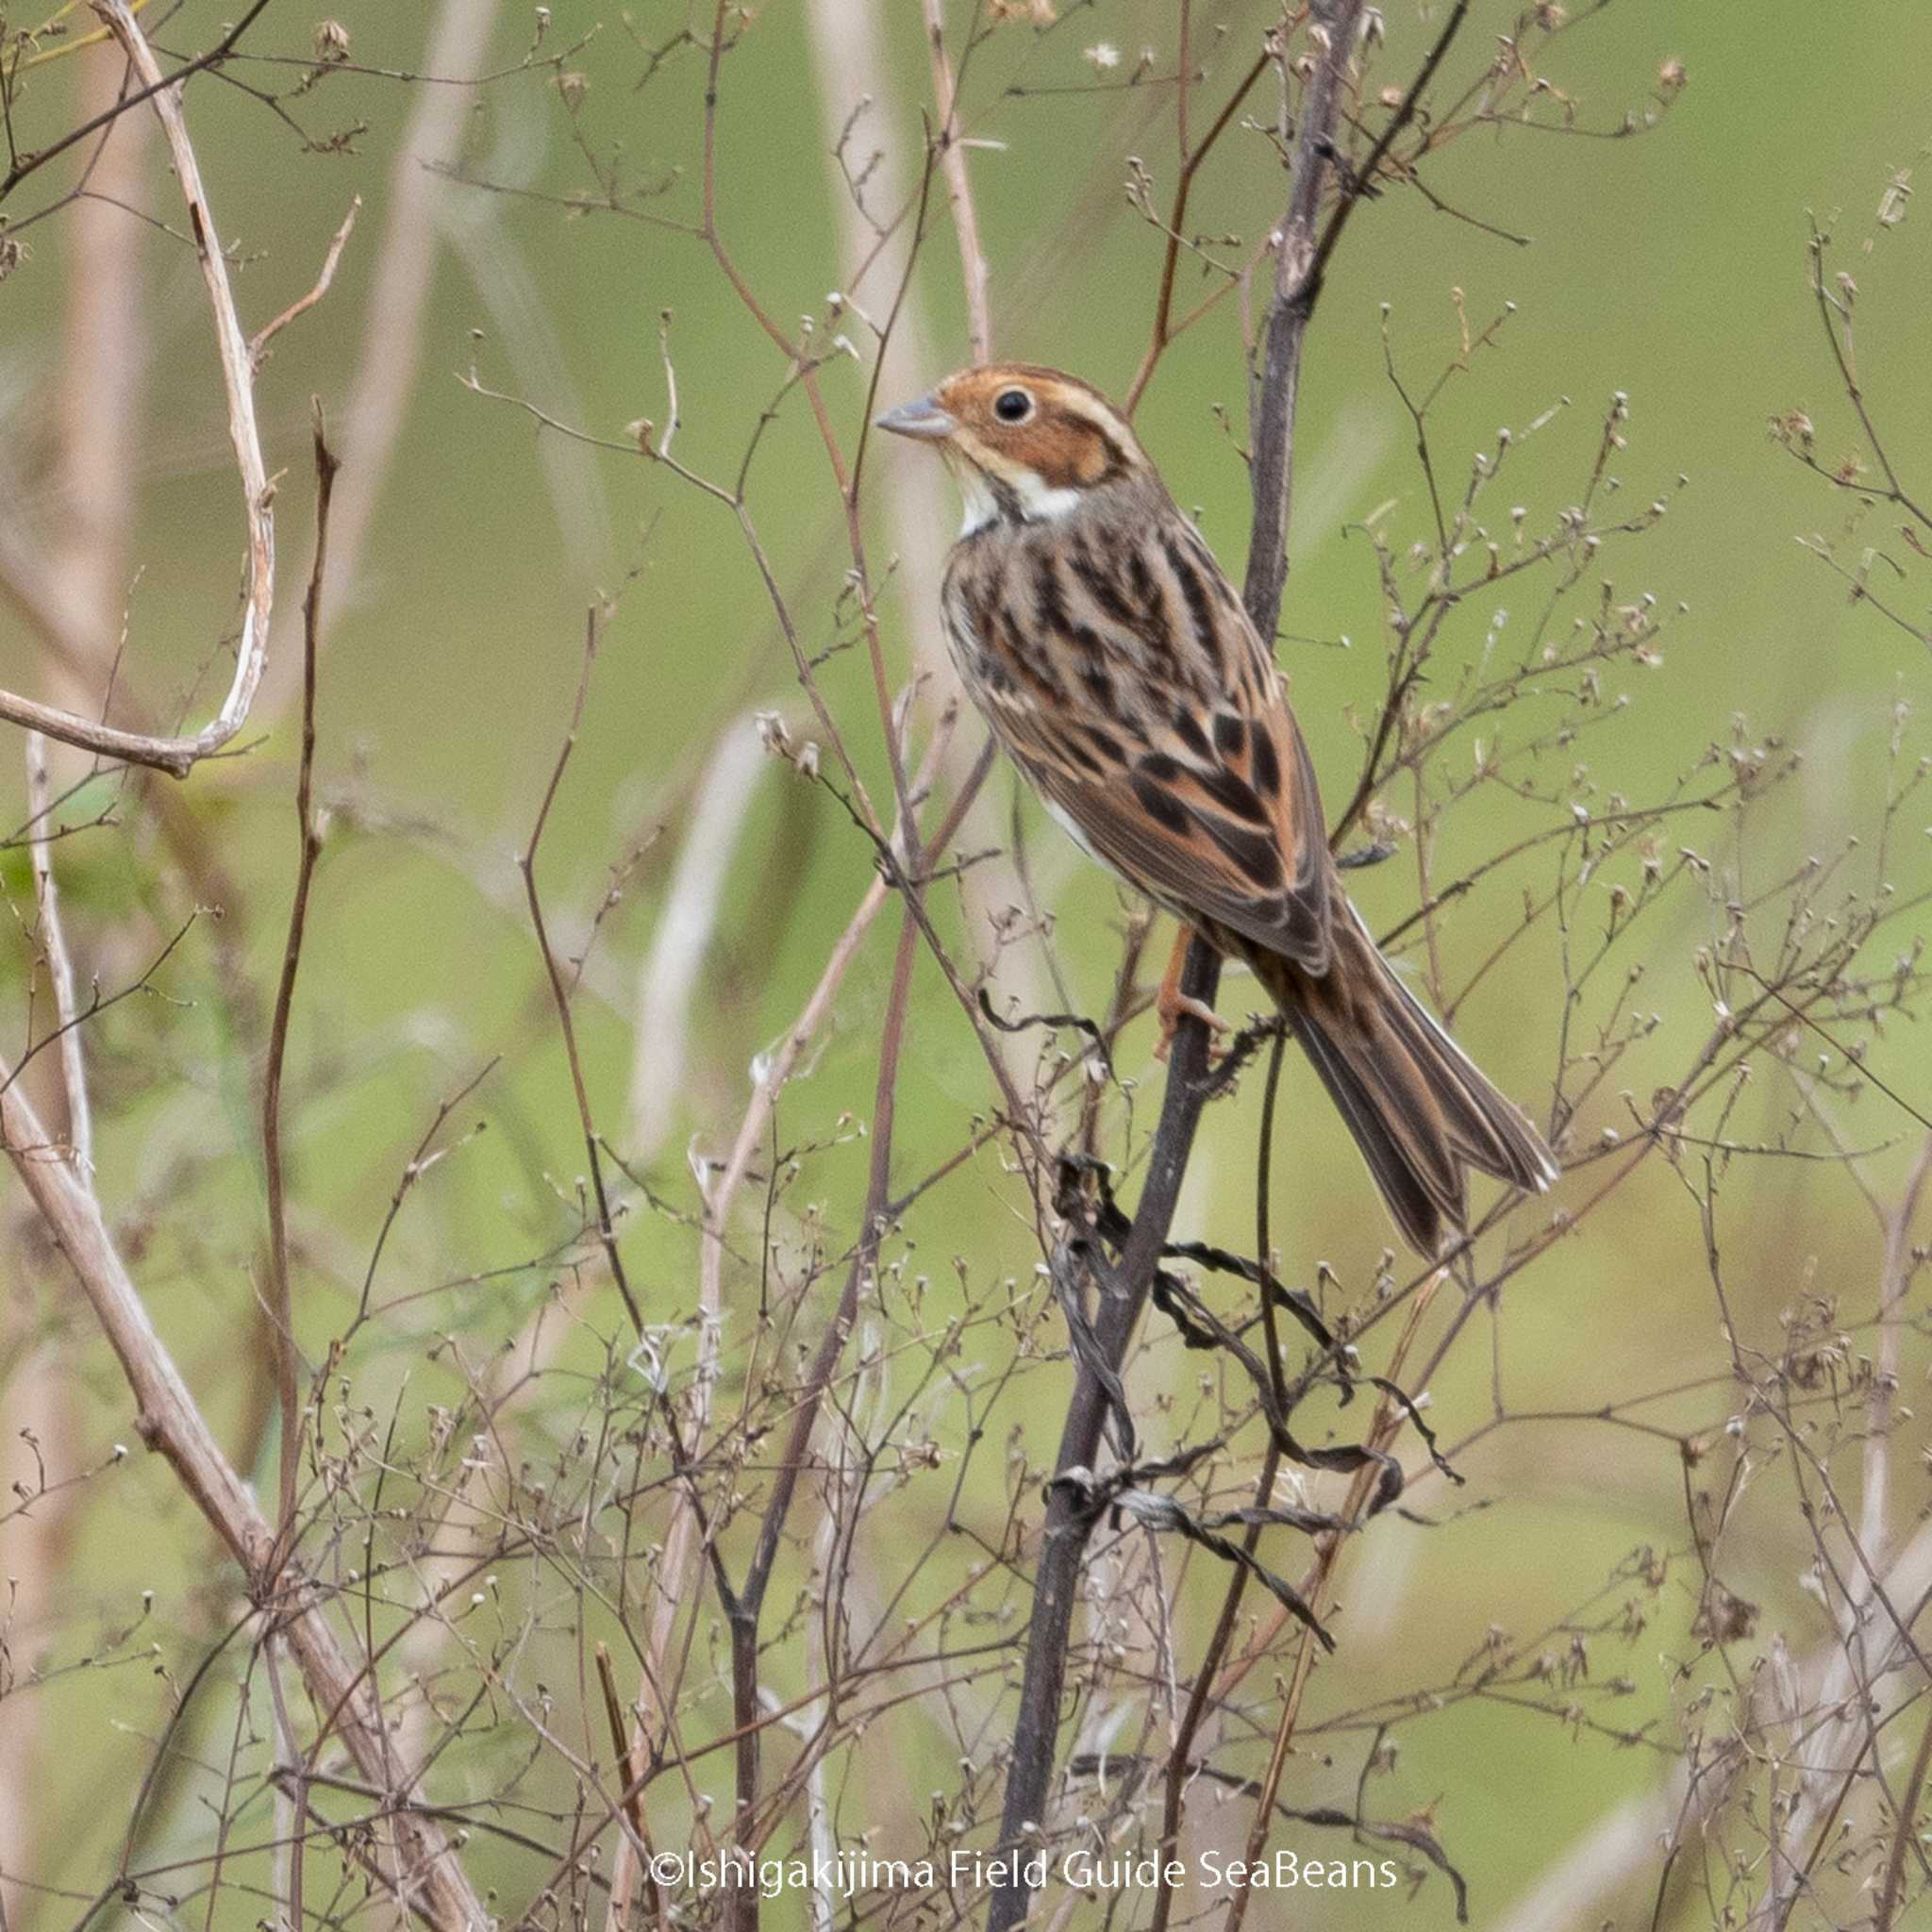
982 622 1334 974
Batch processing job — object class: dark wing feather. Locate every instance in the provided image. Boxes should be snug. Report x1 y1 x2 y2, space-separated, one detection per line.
946 508 1332 972
1014 708 1331 971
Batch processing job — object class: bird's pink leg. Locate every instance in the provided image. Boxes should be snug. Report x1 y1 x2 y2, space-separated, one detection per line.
1153 923 1228 1061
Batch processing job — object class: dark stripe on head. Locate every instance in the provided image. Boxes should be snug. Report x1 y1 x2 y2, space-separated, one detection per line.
1052 382 1139 478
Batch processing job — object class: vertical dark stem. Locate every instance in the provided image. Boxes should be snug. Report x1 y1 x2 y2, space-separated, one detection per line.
1245 0 1469 637
1242 0 1368 641
984 4 1405 1924
985 938 1223 1930
1145 1032 1290 1932
264 411 338 1547
521 607 646 1339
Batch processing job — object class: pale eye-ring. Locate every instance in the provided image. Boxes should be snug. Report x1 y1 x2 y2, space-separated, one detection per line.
992 387 1033 424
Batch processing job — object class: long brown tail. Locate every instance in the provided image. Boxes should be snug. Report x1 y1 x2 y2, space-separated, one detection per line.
1258 906 1557 1257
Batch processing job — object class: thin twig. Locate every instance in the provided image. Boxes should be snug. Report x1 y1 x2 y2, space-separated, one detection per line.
607 726 954 1925
24 734 93 1175
593 1643 661 1926
263 410 337 1541
522 607 645 1336
0 0 273 204
924 0 991 363
0 1 281 779
1124 13 1269 415
1876 1695 1932 1931
0 1073 486 1928
250 194 360 368
719 895 921 1932
1221 1274 1444 1932
1243 0 1470 640
1803 218 1931 532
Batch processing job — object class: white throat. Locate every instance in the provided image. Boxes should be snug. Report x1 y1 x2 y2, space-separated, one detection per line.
958 467 1001 537
956 463 1084 536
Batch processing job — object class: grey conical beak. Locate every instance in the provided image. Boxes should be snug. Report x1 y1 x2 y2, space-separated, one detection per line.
874 393 957 441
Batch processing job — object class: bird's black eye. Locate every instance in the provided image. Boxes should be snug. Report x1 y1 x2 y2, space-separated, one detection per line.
993 387 1032 424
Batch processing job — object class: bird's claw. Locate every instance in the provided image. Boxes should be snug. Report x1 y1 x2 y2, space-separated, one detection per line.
1154 991 1230 1063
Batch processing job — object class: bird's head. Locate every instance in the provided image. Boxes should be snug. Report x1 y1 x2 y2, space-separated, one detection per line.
875 363 1148 533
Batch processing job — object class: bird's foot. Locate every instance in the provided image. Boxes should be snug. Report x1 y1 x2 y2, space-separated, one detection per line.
1154 991 1230 1062
1154 923 1230 1061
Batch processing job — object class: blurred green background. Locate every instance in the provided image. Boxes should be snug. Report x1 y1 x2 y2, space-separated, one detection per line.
2 2 1930 1925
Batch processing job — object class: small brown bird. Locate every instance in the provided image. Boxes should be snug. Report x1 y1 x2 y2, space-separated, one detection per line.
878 363 1557 1256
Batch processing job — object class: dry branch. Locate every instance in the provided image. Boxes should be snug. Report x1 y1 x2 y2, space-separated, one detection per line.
0 1070 486 1928
612 717 985 1929
983 6 1457 1924
24 734 93 1174
262 415 338 1541
924 0 991 364
251 194 361 368
0 42 142 1901
0 2 279 778
522 610 648 1333
1239 0 1467 632
5 4 1917 1924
